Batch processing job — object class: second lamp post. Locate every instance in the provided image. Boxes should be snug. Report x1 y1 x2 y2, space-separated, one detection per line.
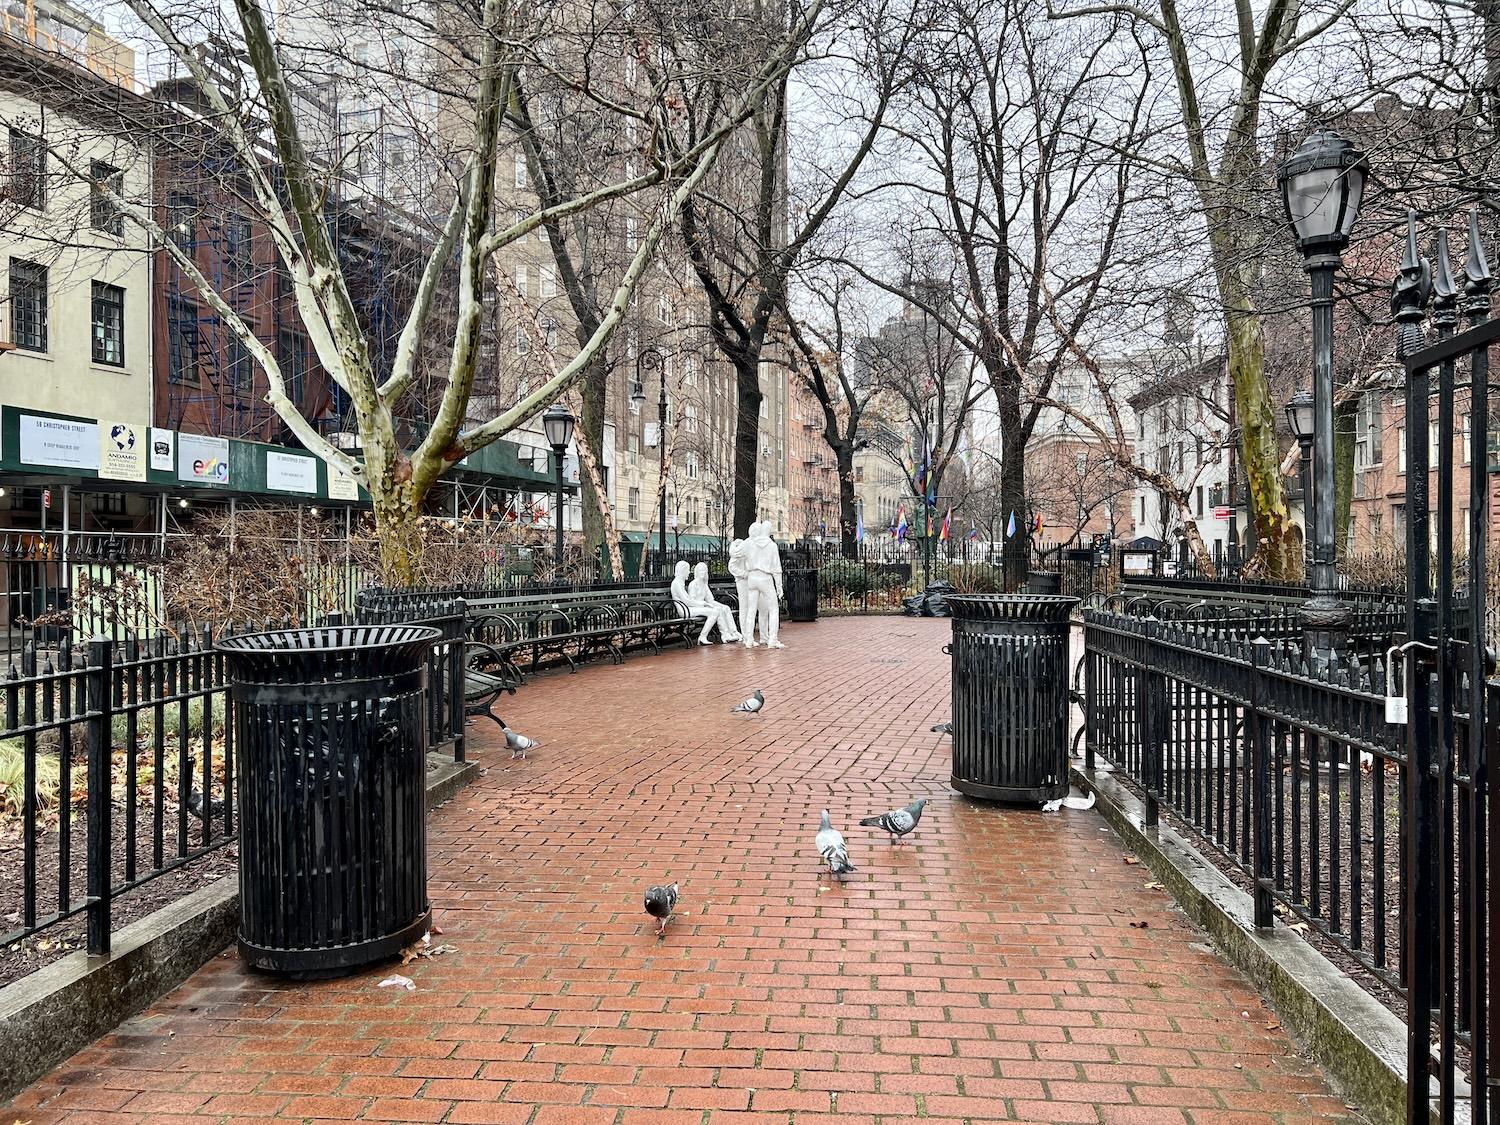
1277 128 1368 661
631 346 669 569
543 402 575 575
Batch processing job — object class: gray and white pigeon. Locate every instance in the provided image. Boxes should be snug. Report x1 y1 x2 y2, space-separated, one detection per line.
184 757 225 823
931 721 952 735
815 809 855 878
731 690 765 715
860 798 928 845
643 883 679 938
504 727 539 759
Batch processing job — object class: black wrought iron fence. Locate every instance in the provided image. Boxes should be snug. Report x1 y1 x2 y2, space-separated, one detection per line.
1084 607 1490 1111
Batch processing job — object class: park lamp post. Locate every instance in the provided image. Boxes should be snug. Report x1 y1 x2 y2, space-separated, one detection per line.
543 402 575 575
1278 128 1368 663
1284 389 1315 574
631 346 669 569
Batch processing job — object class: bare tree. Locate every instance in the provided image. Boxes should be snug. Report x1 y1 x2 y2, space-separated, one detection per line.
16 0 826 585
853 0 1155 588
675 0 921 538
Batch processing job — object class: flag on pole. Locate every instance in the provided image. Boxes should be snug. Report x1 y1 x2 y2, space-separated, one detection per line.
926 507 933 537
967 522 979 541
856 509 865 543
1006 511 1017 539
1033 512 1044 536
939 507 952 541
895 504 909 542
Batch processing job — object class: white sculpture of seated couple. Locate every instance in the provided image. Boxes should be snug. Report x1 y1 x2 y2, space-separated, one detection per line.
670 561 740 645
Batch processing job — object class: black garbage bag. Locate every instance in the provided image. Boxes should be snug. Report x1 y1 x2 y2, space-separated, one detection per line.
902 579 956 617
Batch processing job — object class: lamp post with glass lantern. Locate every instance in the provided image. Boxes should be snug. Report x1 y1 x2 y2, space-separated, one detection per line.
1277 129 1368 661
543 402 575 574
1284 389 1315 576
631 347 668 570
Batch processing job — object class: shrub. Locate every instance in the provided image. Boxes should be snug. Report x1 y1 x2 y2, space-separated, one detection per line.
0 739 60 817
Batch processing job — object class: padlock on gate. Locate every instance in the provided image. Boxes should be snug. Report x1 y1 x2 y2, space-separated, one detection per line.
1384 645 1408 726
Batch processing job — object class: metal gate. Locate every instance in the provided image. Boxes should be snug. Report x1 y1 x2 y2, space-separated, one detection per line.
1395 208 1495 1125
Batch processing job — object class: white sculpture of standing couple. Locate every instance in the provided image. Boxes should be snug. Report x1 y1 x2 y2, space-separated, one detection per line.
728 521 785 649
671 560 740 645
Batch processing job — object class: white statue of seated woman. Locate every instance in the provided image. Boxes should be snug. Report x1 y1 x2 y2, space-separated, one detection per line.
689 562 740 644
671 560 734 645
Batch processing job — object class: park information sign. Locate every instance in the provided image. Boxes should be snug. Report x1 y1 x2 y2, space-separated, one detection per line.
266 451 318 494
179 433 231 486
328 467 360 501
98 422 147 482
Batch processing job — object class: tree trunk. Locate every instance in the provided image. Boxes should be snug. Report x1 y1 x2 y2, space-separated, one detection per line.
733 357 762 538
578 353 609 571
1227 309 1297 577
837 444 857 559
369 480 424 587
997 382 1027 592
563 386 623 581
1334 394 1357 558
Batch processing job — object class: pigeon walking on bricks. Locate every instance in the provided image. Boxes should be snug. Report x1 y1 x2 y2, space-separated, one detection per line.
644 883 679 938
504 728 540 759
931 720 952 735
731 689 765 715
859 798 928 845
815 810 856 878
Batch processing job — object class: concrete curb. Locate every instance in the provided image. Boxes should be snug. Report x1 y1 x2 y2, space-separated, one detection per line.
1072 762 1420 1125
0 753 479 1105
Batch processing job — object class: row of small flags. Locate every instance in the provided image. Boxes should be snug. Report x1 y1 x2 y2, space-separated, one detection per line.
855 505 1042 543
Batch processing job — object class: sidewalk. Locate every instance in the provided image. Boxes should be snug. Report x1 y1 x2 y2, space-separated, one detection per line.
6 616 1359 1123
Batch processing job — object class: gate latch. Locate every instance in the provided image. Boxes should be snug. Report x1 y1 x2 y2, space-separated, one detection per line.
1383 640 1436 726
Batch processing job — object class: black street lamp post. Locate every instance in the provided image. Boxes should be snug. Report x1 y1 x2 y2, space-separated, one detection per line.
543 402 575 575
631 347 668 571
1277 129 1368 662
1284 389 1315 575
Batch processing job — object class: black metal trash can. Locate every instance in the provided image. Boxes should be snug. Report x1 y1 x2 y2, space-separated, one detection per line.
785 568 818 622
218 625 441 976
946 595 1078 802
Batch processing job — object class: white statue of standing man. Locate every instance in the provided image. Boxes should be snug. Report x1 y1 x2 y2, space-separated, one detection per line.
728 537 752 640
740 521 785 649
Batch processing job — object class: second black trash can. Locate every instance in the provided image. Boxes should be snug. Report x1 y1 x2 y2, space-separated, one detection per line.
785 568 819 622
218 624 441 977
946 594 1078 803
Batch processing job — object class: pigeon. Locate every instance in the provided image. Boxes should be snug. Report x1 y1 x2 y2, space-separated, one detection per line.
815 809 855 878
643 883 679 938
184 757 225 822
931 721 952 735
504 727 539 759
731 690 765 715
1041 790 1097 813
859 798 928 845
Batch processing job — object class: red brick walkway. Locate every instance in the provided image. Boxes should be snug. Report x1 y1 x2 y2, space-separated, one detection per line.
8 617 1358 1124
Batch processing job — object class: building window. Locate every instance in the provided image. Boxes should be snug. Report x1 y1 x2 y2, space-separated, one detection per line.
278 329 307 405
657 291 670 324
540 264 556 298
1369 511 1383 542
627 487 640 520
91 281 125 366
9 129 44 209
685 404 698 434
1429 420 1440 464
515 326 530 354
167 192 196 247
9 258 47 352
515 262 528 297
624 52 637 86
226 335 253 395
543 317 558 349
514 153 527 188
1392 503 1406 539
167 297 199 384
627 432 639 465
515 375 530 405
1195 485 1204 518
226 213 253 276
686 451 699 479
624 216 639 253
1398 427 1407 472
90 162 123 235
1464 413 1472 465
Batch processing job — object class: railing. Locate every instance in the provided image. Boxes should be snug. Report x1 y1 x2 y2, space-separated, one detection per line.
1 614 464 957
1083 608 1481 1040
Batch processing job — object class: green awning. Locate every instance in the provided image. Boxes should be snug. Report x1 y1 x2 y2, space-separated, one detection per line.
619 530 726 552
